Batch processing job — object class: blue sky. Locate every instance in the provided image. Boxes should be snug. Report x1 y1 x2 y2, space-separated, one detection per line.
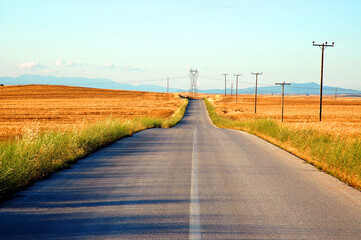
1 0 361 90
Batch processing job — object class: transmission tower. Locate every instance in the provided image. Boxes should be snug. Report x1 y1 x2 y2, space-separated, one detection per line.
189 68 199 98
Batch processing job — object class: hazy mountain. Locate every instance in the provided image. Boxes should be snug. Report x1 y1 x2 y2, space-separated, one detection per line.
0 74 183 93
1 74 360 95
198 82 361 95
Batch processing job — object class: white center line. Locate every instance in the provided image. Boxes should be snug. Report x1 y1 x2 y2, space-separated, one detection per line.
189 127 202 240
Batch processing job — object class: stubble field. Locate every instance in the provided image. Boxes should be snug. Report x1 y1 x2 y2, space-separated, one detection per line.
0 85 187 200
205 94 361 190
208 94 361 138
0 85 184 140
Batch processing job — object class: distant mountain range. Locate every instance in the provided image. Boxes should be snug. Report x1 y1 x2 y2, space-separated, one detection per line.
1 74 360 95
200 82 361 95
0 74 184 93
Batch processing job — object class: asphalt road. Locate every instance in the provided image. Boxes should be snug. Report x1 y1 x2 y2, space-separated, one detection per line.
1 99 361 239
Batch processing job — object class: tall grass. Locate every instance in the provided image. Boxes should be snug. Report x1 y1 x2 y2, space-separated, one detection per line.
204 98 361 191
0 99 188 201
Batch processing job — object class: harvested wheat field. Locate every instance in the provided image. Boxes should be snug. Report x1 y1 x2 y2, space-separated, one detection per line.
0 85 184 140
205 95 361 190
208 94 361 138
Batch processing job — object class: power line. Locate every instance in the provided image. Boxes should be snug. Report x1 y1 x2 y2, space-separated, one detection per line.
293 51 319 79
116 76 188 84
278 46 312 83
198 76 223 81
313 41 335 121
198 76 276 87
191 74 359 94
323 24 361 42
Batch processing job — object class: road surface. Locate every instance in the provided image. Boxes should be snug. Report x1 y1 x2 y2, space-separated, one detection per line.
1 99 361 239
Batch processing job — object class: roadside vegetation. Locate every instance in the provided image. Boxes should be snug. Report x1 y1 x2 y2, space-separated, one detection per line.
0 85 185 140
0 85 188 201
204 97 361 191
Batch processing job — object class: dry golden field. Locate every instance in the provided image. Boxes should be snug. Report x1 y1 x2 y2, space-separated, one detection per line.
0 85 184 140
208 94 361 138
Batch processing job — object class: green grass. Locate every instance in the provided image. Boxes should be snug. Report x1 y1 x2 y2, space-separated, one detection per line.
204 98 361 191
0 98 188 201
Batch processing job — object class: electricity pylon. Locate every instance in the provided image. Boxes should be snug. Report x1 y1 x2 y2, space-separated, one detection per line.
189 68 199 98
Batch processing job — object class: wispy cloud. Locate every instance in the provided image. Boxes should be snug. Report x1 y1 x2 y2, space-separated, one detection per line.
16 62 48 70
66 61 85 67
44 69 57 74
98 63 116 70
55 60 87 67
55 60 63 66
17 60 125 73
122 65 145 72
57 60 118 70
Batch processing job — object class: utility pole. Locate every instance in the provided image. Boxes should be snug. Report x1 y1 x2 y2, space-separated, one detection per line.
231 83 233 96
251 72 263 113
167 77 169 93
335 88 337 101
234 74 241 103
313 41 334 121
275 81 291 122
223 73 228 96
189 68 199 98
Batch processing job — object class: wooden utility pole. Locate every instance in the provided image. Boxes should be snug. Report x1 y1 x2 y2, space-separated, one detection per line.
231 83 233 96
223 73 228 96
167 77 169 93
275 81 291 122
313 41 334 121
234 74 241 103
251 72 263 113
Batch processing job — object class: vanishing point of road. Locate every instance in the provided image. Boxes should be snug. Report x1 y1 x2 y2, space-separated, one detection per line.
1 99 361 239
